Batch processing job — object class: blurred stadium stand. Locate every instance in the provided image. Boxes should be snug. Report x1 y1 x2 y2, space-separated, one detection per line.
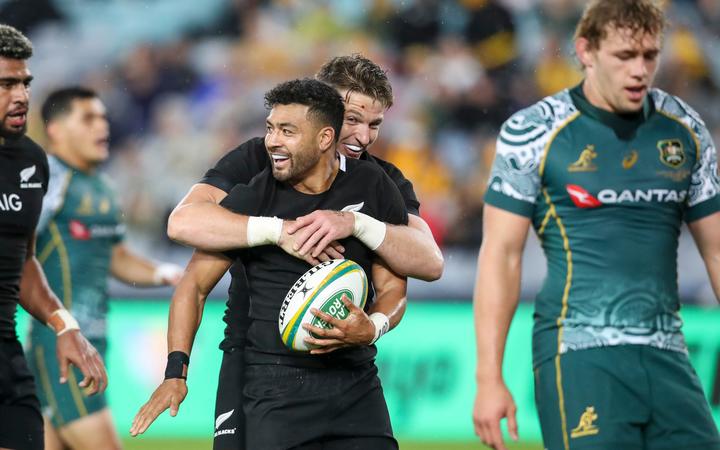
1 0 719 303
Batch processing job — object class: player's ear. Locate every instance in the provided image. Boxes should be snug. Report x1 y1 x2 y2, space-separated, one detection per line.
45 121 60 145
317 126 335 152
575 37 594 69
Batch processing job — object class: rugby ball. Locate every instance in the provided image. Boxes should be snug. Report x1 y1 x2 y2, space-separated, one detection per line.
279 259 368 352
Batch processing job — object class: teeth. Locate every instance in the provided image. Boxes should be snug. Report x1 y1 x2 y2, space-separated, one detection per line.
345 145 362 152
271 154 289 161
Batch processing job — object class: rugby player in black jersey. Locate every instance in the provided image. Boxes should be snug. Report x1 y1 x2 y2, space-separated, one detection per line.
131 78 407 449
0 24 106 450
165 55 442 449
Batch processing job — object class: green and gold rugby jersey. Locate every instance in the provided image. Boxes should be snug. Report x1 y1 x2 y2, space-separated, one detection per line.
485 84 720 367
29 155 125 343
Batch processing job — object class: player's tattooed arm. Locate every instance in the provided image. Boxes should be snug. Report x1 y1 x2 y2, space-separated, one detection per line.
130 250 231 436
19 234 108 395
287 211 443 281
303 258 407 354
472 205 530 450
688 211 720 304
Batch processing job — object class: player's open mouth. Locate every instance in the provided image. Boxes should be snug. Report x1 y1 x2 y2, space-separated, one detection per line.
271 153 290 168
6 111 26 128
342 144 363 158
625 86 646 102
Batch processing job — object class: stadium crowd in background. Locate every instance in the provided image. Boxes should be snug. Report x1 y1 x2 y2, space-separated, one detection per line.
2 0 719 302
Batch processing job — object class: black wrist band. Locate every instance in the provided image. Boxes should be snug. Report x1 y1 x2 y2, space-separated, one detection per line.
164 351 189 380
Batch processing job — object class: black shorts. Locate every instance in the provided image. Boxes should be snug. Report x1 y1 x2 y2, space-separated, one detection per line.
214 347 246 450
243 362 397 450
0 338 43 450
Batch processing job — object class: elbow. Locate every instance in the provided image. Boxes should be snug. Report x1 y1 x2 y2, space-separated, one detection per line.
167 209 192 245
415 250 444 282
427 250 445 281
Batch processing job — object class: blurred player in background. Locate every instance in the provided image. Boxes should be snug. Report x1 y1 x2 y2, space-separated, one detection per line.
26 87 183 450
472 1 720 449
131 78 408 449
0 26 107 450
165 54 442 449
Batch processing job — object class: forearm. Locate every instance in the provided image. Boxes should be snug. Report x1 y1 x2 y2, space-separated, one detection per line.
166 281 207 356
168 202 251 251
167 251 230 355
473 246 522 382
687 213 720 304
368 282 407 331
19 256 64 323
111 245 161 286
704 256 720 304
374 216 443 281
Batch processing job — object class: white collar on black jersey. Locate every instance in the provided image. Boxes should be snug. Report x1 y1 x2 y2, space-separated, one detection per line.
338 152 347 172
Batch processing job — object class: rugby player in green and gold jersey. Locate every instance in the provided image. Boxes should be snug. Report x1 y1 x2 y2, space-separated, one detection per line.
27 87 183 450
472 1 720 450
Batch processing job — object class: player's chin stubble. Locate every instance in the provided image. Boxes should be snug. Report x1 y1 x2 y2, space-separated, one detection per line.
0 121 26 139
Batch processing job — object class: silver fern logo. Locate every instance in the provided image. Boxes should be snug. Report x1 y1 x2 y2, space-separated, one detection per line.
214 409 236 437
341 202 364 212
20 165 41 189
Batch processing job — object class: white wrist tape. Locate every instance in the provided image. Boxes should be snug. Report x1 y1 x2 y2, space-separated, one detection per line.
153 263 183 286
47 309 80 336
369 312 390 345
246 216 283 247
351 212 386 251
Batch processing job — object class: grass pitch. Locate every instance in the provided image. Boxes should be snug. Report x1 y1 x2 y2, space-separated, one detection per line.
122 438 543 449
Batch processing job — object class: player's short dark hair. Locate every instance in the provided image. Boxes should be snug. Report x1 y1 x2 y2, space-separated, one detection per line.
41 87 98 125
575 0 666 50
316 54 393 109
0 24 32 60
264 78 344 142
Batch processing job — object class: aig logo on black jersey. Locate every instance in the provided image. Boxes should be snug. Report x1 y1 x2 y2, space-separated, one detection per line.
19 165 42 189
0 193 22 211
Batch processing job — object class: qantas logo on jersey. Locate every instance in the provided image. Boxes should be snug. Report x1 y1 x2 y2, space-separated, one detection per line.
19 165 42 189
69 220 125 240
566 184 687 208
566 185 601 208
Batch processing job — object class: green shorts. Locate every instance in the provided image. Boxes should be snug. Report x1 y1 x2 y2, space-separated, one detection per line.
534 345 720 450
26 334 107 429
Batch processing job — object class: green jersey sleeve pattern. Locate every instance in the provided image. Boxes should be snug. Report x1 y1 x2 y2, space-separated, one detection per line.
485 91 578 217
652 90 720 222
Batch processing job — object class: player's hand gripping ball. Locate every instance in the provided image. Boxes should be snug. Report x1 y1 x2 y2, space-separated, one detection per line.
279 259 368 352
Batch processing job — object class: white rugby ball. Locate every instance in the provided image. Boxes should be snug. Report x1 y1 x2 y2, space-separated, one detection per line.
279 259 368 352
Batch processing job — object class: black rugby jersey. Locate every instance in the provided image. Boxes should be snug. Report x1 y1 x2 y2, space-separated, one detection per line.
0 136 49 338
200 137 419 350
219 154 407 367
